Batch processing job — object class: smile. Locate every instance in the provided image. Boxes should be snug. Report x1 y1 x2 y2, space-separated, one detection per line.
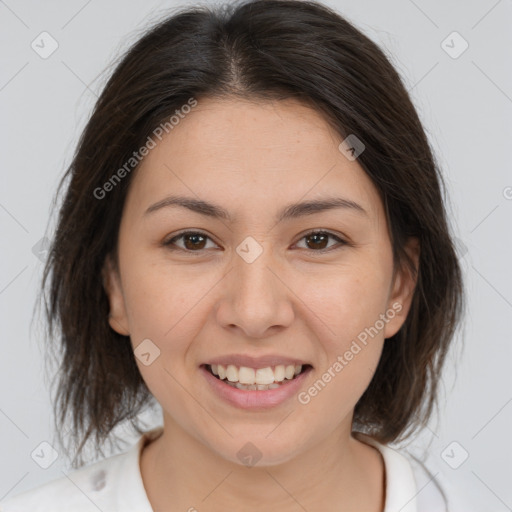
200 363 313 409
206 363 309 390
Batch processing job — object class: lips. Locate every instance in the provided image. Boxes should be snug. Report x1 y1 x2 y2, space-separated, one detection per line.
200 363 313 409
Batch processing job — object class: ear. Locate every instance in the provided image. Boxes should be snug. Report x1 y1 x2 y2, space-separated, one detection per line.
102 253 130 336
383 237 420 339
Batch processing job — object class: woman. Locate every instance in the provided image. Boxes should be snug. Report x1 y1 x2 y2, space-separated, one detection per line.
0 0 465 510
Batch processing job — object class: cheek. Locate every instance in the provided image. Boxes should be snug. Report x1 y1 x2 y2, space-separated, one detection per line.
295 267 389 415
296 339 384 436
293 259 392 349
291 260 389 409
119 256 209 424
120 250 212 340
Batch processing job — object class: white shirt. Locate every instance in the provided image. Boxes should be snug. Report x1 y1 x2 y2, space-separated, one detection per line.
0 426 449 511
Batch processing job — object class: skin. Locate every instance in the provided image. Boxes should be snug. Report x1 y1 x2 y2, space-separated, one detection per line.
103 97 419 512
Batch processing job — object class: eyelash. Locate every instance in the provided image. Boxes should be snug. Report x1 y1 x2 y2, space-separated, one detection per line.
162 229 348 255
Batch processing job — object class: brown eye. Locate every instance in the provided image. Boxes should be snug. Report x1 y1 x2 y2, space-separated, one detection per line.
305 232 329 250
295 230 347 252
163 229 347 255
164 231 217 252
182 233 207 250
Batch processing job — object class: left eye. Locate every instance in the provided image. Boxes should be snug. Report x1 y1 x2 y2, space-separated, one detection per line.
295 230 347 252
163 230 347 254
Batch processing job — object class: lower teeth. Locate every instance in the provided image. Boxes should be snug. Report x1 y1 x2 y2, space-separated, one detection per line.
227 381 282 390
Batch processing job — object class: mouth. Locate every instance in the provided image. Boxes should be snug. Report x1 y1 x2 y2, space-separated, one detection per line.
201 363 313 391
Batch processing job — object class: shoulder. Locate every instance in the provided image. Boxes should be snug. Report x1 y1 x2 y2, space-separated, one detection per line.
0 452 127 512
407 454 449 512
354 432 448 512
0 428 160 512
0 427 162 512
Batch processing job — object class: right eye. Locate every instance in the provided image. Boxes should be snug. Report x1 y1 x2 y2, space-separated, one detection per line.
162 230 219 253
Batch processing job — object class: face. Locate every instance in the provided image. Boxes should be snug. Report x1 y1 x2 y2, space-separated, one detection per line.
103 97 419 466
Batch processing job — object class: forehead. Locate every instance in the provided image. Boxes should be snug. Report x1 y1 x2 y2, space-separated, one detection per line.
125 97 384 225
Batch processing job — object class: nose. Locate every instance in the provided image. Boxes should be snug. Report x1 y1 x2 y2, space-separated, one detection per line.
214 241 295 338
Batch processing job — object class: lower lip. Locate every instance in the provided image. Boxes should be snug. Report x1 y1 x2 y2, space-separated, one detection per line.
200 365 312 410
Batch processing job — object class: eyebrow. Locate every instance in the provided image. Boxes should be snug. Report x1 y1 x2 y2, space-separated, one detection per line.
144 194 368 222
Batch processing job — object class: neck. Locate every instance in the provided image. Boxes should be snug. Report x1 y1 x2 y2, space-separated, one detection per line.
139 418 385 512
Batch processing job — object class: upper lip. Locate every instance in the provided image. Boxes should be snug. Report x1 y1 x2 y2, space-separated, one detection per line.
203 354 312 369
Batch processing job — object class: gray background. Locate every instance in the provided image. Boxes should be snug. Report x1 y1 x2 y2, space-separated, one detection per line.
1 0 511 510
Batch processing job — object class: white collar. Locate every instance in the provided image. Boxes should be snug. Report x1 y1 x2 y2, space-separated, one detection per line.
128 427 419 511
356 433 418 512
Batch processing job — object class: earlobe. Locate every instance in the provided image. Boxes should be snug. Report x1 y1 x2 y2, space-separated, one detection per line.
102 254 130 336
383 237 420 339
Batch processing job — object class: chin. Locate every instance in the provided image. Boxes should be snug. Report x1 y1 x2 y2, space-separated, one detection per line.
207 431 308 469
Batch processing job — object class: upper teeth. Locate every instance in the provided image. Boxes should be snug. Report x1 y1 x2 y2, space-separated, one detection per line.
211 364 303 384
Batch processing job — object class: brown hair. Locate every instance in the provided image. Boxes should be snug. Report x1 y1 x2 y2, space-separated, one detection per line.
40 0 465 468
